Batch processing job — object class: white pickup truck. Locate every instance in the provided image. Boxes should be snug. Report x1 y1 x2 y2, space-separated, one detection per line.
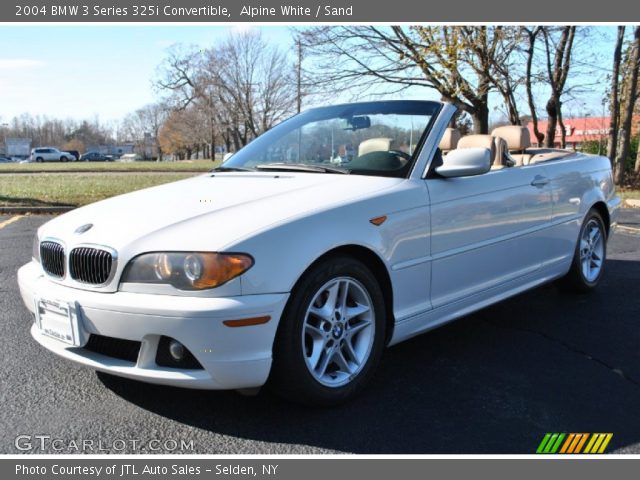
18 100 620 405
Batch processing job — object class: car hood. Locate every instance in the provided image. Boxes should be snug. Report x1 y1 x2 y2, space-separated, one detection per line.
39 172 405 254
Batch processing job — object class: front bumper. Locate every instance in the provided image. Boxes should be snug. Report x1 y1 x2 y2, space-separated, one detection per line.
18 261 289 390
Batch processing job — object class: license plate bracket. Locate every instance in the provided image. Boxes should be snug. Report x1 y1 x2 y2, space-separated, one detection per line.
34 298 86 347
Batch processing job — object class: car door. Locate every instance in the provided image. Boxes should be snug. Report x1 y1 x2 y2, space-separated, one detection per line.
43 149 55 161
426 164 553 308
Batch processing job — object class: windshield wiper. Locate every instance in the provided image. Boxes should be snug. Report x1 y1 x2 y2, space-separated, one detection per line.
254 163 350 174
210 166 256 172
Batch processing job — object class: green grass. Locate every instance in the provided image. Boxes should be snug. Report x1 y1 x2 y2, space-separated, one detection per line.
0 172 198 207
0 159 220 173
619 189 640 202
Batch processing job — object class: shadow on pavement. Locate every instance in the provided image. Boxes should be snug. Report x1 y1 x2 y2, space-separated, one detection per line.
99 259 640 453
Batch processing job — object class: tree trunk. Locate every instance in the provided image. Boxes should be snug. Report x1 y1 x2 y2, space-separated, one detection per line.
471 109 489 134
558 106 567 149
545 97 559 148
614 26 640 185
635 141 640 172
542 26 575 149
475 77 490 134
210 121 216 161
525 28 544 145
607 26 626 164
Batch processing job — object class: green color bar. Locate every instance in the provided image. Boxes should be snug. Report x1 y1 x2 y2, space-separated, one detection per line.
543 434 559 453
549 433 566 453
537 434 552 453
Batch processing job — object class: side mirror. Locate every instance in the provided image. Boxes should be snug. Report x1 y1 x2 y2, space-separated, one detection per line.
435 148 491 178
222 152 234 162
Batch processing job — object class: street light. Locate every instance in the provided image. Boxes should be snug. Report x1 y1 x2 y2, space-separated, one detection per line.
583 113 591 152
1 123 8 156
599 97 606 156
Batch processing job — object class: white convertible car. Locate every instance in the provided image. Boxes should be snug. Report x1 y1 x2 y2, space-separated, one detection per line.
18 101 620 405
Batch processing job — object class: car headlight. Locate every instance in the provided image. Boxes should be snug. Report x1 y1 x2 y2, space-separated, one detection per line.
121 252 253 290
32 234 40 263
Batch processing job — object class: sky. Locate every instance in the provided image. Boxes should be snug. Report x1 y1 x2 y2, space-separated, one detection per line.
0 26 294 123
0 25 619 127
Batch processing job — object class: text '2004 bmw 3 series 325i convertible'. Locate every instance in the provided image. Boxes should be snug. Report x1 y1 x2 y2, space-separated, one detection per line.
18 101 620 405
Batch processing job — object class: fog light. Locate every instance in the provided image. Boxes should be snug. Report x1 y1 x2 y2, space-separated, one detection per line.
156 336 204 370
168 340 185 361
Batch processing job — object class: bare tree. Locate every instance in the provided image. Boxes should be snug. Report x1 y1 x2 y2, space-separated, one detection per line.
614 26 640 184
541 26 576 148
607 26 626 164
2 114 115 150
523 26 545 145
156 31 297 154
158 107 207 159
301 26 523 134
121 103 168 160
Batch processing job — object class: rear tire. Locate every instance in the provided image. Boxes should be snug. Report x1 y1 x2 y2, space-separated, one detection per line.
557 209 607 292
270 256 386 406
36 157 43 163
60 156 68 162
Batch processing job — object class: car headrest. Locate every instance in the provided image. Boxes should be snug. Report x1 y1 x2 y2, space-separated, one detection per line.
458 134 495 151
458 134 499 166
438 128 461 152
491 126 531 151
358 138 392 157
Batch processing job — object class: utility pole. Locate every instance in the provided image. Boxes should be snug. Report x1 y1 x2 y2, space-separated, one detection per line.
1 123 8 156
296 37 303 113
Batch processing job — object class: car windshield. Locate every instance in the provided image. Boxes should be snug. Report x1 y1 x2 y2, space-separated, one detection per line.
222 101 441 178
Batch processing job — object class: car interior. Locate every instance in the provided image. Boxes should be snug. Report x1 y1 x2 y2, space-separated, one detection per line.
343 125 575 175
437 125 575 170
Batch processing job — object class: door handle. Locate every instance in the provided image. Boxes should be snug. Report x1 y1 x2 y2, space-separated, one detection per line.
531 175 550 187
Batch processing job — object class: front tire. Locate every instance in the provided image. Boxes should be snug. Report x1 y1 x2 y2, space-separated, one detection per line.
558 209 607 292
270 256 386 406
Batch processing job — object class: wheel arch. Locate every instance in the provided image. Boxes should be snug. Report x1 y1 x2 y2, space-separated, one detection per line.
294 244 396 345
590 201 611 236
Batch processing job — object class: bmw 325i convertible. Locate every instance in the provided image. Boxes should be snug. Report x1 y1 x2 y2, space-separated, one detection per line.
18 101 620 405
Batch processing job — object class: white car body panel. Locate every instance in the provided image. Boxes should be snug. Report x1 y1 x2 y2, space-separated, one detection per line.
17 101 621 390
30 147 74 162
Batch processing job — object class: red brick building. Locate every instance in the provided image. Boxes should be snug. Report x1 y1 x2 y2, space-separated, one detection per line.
527 115 640 149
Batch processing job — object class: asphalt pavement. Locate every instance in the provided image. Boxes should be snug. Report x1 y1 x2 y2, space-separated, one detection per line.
0 212 638 454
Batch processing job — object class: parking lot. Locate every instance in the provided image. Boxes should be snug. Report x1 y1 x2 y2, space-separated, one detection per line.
0 212 639 454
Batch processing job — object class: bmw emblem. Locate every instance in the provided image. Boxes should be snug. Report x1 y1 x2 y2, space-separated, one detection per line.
74 223 93 235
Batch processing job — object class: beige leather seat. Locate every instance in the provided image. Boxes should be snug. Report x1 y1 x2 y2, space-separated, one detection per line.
438 128 461 154
457 134 509 170
490 125 573 165
491 125 532 165
358 138 392 156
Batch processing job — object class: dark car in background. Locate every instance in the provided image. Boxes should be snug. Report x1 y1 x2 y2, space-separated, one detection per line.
80 151 113 162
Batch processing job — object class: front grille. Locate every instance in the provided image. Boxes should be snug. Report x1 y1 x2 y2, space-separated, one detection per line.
40 241 65 278
84 335 141 363
69 247 113 285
